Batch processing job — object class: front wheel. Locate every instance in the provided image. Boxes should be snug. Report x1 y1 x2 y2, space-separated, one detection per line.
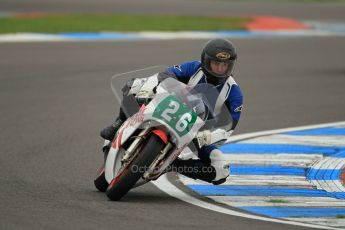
106 134 165 201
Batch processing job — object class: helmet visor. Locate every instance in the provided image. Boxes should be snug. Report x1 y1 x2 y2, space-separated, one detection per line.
210 61 230 75
203 53 234 78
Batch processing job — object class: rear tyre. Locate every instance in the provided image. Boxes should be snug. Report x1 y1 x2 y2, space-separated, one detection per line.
94 168 108 192
106 134 165 201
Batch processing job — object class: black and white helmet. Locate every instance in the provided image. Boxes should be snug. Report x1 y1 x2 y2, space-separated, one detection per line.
201 38 237 79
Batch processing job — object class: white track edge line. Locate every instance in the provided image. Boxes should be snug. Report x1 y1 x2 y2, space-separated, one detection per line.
225 121 345 144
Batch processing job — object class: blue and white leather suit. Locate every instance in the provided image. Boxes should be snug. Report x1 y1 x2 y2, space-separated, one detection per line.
166 60 243 183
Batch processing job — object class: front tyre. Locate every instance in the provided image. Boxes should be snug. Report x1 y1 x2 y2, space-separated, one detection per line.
106 134 165 201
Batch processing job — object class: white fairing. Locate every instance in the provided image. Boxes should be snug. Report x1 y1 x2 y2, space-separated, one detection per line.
105 94 204 183
105 106 146 182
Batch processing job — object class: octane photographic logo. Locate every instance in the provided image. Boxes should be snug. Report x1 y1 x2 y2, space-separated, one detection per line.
131 164 214 174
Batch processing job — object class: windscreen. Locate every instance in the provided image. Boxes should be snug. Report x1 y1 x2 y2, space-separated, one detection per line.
110 66 233 132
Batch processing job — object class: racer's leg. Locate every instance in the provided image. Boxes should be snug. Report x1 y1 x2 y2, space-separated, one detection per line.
200 145 230 185
172 158 216 183
172 145 229 185
100 89 142 141
100 108 127 141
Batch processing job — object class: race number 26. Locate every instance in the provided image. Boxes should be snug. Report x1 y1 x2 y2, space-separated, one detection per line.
153 96 197 137
161 100 179 122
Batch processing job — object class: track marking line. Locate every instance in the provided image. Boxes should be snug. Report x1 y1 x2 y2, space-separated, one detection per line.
152 121 345 230
152 174 340 230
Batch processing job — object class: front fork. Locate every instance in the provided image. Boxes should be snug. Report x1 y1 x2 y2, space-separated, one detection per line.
121 127 150 164
142 142 173 180
115 127 173 181
122 126 170 165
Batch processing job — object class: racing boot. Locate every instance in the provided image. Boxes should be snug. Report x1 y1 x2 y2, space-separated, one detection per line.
100 117 124 141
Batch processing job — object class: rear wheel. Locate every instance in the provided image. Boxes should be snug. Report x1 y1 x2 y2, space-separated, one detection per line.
94 146 110 192
106 134 165 201
94 168 108 192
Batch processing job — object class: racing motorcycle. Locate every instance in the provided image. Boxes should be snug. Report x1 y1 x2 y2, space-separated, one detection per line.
94 66 231 201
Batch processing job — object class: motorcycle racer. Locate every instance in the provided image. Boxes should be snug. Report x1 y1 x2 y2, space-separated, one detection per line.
101 38 243 185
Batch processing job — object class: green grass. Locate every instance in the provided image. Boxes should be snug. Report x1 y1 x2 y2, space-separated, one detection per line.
336 214 345 218
0 14 251 34
266 199 289 203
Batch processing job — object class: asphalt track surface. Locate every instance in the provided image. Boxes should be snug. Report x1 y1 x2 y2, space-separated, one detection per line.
1 0 345 21
1 1 345 230
1 37 345 230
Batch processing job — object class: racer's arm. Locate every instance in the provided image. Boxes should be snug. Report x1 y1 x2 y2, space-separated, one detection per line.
226 84 243 131
119 72 177 115
197 84 243 147
166 61 201 84
122 60 200 96
122 72 176 97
